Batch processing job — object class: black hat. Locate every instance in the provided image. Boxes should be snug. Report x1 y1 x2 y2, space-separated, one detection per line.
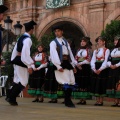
95 36 107 42
52 25 63 32
23 20 37 30
29 20 37 26
0 5 8 13
81 36 92 46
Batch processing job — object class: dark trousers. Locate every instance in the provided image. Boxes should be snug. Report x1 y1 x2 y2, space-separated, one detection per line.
8 82 25 102
64 88 75 107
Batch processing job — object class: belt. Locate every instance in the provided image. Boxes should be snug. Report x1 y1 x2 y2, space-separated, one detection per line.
112 58 120 60
17 52 21 56
63 55 69 60
96 60 104 63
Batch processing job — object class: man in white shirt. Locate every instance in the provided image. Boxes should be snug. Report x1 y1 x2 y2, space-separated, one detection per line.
50 25 77 108
6 20 37 106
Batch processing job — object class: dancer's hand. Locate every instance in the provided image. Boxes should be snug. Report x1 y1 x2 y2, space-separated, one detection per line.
33 68 38 71
37 68 41 70
110 65 117 69
28 68 33 74
73 68 77 73
96 70 101 75
59 68 64 72
76 64 82 70
93 69 97 74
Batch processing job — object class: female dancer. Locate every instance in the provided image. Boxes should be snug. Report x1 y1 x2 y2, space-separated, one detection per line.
90 36 110 106
74 37 92 105
107 36 120 107
28 44 47 102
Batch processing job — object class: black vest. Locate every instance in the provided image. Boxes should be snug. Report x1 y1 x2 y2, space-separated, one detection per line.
11 34 30 68
17 35 30 52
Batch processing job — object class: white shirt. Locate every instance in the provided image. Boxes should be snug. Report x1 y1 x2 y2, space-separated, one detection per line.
91 48 110 71
34 53 43 61
76 49 91 65
107 48 120 67
56 37 69 55
50 37 77 70
11 32 34 68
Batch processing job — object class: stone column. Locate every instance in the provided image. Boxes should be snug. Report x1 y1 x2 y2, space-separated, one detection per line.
23 0 28 8
89 0 105 49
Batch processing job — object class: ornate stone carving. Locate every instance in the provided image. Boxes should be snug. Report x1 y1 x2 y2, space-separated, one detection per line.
46 0 70 9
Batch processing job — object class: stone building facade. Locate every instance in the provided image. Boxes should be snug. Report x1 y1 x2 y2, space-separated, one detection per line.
2 0 120 48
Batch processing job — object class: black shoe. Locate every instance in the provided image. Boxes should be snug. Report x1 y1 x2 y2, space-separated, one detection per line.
61 101 65 104
117 104 120 107
111 103 118 107
51 100 58 103
77 101 82 105
65 104 75 108
94 102 99 106
97 102 103 106
65 100 75 108
48 99 57 103
5 97 10 102
32 99 39 102
9 101 18 106
48 100 53 103
38 99 44 103
81 101 86 105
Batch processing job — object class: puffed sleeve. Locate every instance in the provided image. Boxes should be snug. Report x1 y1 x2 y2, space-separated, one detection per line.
67 43 78 67
115 62 120 67
91 50 96 71
34 54 42 61
99 49 110 71
37 63 48 70
107 61 112 67
21 38 34 68
79 49 92 65
50 41 62 70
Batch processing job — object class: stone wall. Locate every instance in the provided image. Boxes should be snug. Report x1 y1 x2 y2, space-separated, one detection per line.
2 0 120 46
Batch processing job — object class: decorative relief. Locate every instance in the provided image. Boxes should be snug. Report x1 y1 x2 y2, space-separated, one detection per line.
46 0 70 9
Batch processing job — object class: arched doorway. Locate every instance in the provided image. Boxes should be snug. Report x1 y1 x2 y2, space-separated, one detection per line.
42 21 85 49
116 15 120 20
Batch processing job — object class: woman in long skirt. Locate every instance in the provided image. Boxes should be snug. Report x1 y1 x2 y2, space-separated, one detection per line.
28 45 46 102
43 57 58 103
107 36 120 107
90 36 110 106
74 37 92 105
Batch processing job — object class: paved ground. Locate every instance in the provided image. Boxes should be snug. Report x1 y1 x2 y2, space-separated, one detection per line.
0 97 120 120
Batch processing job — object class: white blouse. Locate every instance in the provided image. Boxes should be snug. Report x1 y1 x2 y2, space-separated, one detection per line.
107 48 120 67
76 49 91 65
50 37 77 70
31 53 47 70
34 53 43 61
91 48 110 71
